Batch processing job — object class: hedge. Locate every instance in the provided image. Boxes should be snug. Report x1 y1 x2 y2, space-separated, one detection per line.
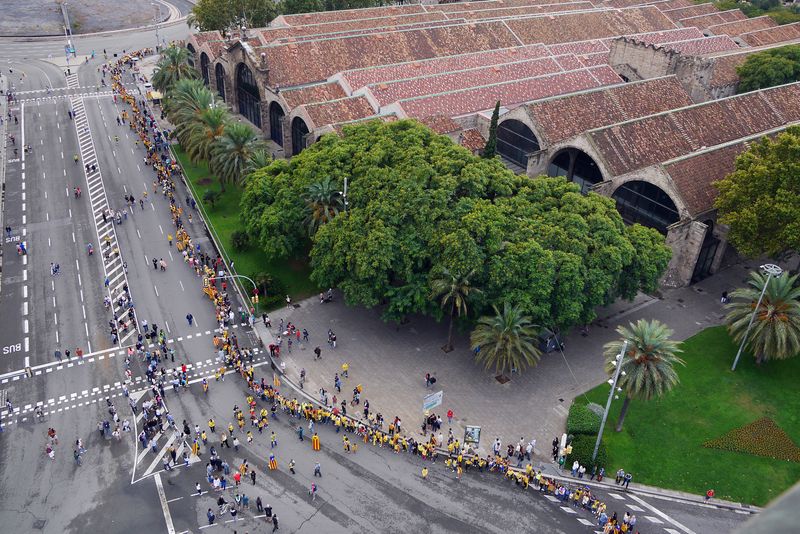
567 403 601 435
566 433 607 470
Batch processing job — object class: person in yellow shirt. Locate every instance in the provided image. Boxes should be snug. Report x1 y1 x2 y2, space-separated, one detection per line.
422 467 429 480
341 362 349 378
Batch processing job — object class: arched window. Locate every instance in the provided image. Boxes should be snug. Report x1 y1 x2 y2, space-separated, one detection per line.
215 63 226 101
496 119 540 167
269 102 285 146
186 43 196 68
548 148 603 194
612 180 680 234
291 117 309 156
200 53 210 86
236 63 261 128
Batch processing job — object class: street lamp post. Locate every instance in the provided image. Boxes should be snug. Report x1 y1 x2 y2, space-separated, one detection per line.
592 340 628 463
340 177 349 212
152 2 162 50
731 263 783 371
208 273 259 315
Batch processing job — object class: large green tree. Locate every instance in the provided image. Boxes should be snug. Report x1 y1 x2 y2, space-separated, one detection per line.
604 319 684 431
152 46 197 93
241 120 671 326
188 0 278 32
185 106 229 164
305 177 343 236
725 271 800 364
714 126 800 258
470 303 541 375
736 44 800 93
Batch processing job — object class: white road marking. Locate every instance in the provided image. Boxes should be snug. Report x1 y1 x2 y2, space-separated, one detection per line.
627 495 695 534
154 474 176 534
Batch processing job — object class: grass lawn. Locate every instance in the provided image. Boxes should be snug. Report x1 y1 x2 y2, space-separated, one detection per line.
173 146 318 309
577 326 800 506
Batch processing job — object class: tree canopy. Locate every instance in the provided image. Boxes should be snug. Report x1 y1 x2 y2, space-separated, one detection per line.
241 120 671 329
189 0 387 32
736 44 800 93
714 126 800 257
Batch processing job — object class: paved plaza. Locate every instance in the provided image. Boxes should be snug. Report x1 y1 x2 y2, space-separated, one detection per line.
265 256 760 461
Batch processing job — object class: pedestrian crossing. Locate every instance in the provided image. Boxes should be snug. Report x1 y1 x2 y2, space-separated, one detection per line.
17 91 114 104
66 74 79 90
69 95 138 346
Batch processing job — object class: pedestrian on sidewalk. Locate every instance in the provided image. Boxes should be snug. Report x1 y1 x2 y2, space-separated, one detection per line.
705 489 715 502
272 515 279 532
615 468 625 484
623 472 633 489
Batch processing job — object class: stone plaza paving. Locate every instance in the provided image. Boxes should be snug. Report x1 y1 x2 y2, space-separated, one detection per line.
260 258 758 459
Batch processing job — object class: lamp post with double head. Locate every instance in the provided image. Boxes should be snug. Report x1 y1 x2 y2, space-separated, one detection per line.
731 263 783 371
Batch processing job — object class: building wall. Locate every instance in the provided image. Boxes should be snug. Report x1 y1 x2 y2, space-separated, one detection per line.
662 219 709 287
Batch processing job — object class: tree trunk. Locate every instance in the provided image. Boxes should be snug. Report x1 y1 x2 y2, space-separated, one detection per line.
615 396 632 432
443 302 455 353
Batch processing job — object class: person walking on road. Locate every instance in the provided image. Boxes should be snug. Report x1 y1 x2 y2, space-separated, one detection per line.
313 462 321 477
186 313 193 326
272 515 279 532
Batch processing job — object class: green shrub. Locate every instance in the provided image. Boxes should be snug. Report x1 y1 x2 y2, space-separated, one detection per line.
255 272 287 300
566 433 607 470
231 230 250 251
567 403 601 435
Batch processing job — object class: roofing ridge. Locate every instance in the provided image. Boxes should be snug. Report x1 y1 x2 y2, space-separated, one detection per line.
677 9 742 22
396 64 613 104
278 4 427 26
706 14 775 31
268 17 462 44
653 34 736 51
585 80 800 134
255 5 639 49
264 10 445 31
661 123 795 165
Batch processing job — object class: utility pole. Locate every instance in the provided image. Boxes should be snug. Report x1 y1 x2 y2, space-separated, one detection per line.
152 2 162 50
593 341 627 462
731 263 783 371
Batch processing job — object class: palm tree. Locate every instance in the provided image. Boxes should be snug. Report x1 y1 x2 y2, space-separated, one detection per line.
726 271 800 365
185 106 229 164
430 269 481 352
305 177 343 236
604 319 684 432
152 45 197 93
246 148 273 175
209 123 264 190
164 80 215 145
470 303 541 375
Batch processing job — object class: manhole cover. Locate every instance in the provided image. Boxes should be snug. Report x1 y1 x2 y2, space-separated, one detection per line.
495 374 510 384
33 519 46 530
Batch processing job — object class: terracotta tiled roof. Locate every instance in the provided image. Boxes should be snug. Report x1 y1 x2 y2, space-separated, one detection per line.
206 41 228 59
707 15 777 37
664 143 747 216
505 5 677 45
459 128 486 151
588 83 800 175
707 51 752 88
192 31 223 44
281 82 347 108
526 76 692 145
365 55 569 107
261 21 521 88
259 12 448 44
547 39 610 55
555 54 586 70
330 115 397 135
303 96 377 129
339 45 550 91
419 115 462 134
739 22 800 47
428 0 582 14
602 0 690 9
625 26 703 44
397 65 621 119
286 19 468 44
275 5 426 27
677 9 746 30
658 35 740 55
660 3 718 22
578 51 611 66
444 2 598 21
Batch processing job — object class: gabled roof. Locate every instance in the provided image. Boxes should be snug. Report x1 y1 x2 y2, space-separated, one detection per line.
739 22 800 47
707 15 777 37
524 76 693 145
587 82 800 176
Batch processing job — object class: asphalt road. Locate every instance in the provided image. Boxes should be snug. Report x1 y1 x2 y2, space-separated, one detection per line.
0 29 753 534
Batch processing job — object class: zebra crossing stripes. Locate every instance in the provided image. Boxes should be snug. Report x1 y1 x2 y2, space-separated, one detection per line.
69 95 138 345
66 73 79 89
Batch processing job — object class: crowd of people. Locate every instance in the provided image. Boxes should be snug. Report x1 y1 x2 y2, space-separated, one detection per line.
101 46 642 532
